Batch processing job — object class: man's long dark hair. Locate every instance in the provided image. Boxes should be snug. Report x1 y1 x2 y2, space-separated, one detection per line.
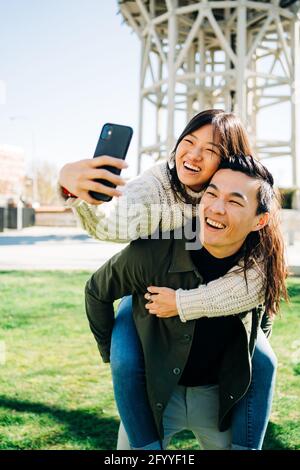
218 155 288 316
167 109 253 204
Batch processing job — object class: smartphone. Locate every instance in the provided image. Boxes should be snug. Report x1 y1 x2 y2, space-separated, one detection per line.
89 123 133 202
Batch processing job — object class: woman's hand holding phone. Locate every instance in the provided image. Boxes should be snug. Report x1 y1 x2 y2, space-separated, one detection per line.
59 156 128 205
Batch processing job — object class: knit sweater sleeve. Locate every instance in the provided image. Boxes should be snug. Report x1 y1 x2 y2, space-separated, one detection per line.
67 167 163 243
176 265 265 322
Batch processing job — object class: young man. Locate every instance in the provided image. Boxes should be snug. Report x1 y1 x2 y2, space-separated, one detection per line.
85 155 287 450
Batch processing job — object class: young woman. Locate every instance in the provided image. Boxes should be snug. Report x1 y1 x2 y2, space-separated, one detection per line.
59 109 278 450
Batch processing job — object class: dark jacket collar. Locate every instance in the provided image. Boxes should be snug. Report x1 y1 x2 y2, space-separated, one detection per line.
168 236 201 274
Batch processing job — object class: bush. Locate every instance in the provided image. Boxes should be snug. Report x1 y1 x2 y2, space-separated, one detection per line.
278 188 297 209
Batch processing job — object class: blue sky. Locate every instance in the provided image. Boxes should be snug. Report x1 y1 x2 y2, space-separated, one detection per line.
0 0 140 176
0 0 293 185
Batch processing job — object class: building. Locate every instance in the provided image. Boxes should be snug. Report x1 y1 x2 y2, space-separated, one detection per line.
118 0 300 195
0 145 25 206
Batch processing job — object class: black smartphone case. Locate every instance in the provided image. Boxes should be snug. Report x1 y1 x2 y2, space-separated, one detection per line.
89 123 133 202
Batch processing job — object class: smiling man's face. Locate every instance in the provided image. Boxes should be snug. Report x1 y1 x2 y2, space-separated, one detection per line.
199 169 269 258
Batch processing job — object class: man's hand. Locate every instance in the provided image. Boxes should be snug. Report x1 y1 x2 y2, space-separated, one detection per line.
59 155 128 205
144 286 178 318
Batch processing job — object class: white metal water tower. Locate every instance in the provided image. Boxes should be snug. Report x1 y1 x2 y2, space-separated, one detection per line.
118 0 300 192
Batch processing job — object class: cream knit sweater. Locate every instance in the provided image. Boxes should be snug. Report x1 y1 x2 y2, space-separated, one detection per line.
67 162 265 321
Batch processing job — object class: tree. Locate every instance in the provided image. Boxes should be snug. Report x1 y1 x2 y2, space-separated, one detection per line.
35 161 61 206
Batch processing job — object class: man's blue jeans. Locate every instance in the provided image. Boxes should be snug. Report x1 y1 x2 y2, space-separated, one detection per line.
110 296 277 450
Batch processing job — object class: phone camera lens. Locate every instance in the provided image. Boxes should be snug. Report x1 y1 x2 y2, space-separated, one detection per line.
101 124 113 140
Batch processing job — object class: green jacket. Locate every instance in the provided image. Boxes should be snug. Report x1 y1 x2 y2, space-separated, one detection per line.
85 233 270 437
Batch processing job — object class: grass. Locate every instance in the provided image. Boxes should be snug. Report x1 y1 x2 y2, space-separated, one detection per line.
0 271 299 450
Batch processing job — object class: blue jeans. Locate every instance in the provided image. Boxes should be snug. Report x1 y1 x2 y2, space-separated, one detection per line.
110 296 277 450
111 296 160 449
231 328 277 449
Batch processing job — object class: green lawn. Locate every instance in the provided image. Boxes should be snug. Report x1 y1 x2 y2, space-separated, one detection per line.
0 271 299 450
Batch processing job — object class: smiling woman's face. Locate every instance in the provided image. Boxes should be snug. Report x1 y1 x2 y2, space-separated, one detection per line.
175 124 221 191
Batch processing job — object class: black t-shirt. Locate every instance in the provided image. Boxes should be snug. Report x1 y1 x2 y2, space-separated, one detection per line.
179 247 242 386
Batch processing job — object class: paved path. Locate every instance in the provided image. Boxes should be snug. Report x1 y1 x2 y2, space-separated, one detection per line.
0 227 124 271
0 226 299 275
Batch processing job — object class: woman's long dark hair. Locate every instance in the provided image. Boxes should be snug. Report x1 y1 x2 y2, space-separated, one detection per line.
168 109 253 204
219 155 288 316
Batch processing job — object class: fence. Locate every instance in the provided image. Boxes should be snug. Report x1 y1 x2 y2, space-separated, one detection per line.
0 207 35 231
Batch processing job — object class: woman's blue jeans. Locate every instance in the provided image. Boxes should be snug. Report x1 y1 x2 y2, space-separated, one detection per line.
110 296 277 450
